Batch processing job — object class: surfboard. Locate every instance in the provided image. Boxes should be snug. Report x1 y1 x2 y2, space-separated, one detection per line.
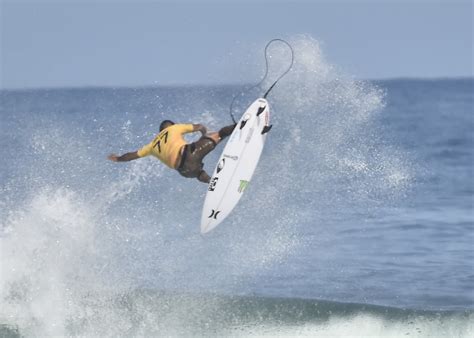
200 98 271 234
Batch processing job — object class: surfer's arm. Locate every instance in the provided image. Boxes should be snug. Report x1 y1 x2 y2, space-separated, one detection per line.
107 151 140 162
192 124 207 136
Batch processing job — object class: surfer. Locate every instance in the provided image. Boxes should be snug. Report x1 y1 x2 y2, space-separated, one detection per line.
108 120 236 183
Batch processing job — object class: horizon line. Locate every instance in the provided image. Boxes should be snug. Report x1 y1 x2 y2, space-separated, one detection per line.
1 76 473 93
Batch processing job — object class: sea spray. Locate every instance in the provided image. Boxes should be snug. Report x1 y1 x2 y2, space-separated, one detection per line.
0 35 429 336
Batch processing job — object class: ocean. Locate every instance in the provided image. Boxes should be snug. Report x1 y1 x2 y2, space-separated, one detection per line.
0 38 473 337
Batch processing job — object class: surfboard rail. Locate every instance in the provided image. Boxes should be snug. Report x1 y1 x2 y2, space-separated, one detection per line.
200 98 271 233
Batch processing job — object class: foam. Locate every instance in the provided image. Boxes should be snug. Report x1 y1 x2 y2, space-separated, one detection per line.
0 34 419 336
230 313 474 338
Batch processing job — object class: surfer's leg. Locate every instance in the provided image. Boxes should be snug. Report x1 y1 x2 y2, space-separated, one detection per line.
205 132 220 144
201 124 236 145
177 139 215 180
192 137 217 158
197 170 211 184
218 123 237 140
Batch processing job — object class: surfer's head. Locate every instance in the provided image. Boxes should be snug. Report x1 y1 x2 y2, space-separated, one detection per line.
160 120 175 131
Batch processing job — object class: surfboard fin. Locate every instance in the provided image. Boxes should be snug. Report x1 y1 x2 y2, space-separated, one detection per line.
257 106 266 116
261 125 272 135
240 120 247 129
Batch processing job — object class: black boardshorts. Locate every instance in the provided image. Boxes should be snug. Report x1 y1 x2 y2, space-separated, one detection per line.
177 136 216 179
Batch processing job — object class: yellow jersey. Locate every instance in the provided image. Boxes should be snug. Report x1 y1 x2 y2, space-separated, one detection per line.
137 124 194 168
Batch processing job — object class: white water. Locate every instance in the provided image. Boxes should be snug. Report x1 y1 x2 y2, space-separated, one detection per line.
0 36 435 337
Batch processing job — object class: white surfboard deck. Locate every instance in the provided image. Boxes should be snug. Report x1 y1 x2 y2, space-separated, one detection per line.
201 98 271 234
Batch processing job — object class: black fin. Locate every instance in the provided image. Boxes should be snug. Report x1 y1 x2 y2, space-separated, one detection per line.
261 125 273 135
240 120 247 129
257 106 266 116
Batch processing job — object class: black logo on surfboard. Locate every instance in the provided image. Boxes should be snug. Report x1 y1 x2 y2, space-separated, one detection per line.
217 158 225 173
208 209 220 219
208 177 218 191
223 154 238 161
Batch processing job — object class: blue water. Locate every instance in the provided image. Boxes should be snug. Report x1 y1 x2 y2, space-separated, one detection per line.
0 38 473 337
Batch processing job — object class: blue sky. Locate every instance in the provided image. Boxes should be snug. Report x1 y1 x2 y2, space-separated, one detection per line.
1 0 472 89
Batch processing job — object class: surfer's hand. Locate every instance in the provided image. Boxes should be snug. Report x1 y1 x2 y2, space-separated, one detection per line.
192 123 207 136
108 154 119 162
198 124 207 135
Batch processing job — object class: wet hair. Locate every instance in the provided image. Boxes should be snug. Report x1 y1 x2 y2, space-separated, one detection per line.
159 120 175 131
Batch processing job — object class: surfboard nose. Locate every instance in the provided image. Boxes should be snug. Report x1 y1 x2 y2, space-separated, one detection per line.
200 219 220 234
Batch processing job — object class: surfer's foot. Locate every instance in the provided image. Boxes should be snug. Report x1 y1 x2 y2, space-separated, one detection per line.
218 123 237 139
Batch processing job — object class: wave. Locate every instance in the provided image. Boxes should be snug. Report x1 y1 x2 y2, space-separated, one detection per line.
1 291 472 337
0 35 446 337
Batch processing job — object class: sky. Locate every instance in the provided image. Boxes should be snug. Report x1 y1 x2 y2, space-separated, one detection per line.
0 0 472 89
